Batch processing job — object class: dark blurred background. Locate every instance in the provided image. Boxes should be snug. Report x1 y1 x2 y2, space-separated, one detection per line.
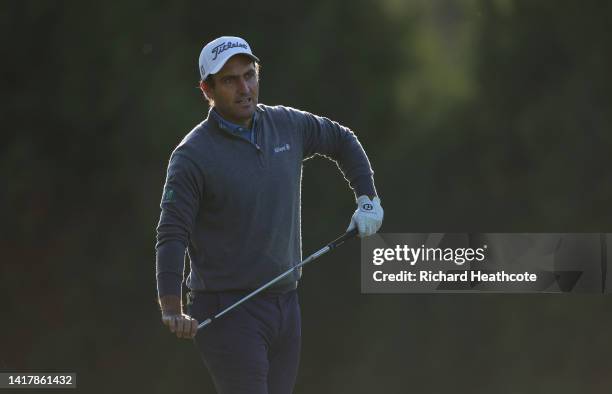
2 0 612 393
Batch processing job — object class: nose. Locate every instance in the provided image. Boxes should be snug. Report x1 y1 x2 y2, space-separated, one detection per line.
237 77 249 94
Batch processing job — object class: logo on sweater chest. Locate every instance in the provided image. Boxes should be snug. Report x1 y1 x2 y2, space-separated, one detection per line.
273 143 291 153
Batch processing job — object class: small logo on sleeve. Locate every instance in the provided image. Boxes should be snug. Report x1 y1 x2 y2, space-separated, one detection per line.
162 188 176 203
274 143 291 153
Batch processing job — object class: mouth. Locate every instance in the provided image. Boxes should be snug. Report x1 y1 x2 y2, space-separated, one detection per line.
235 97 253 105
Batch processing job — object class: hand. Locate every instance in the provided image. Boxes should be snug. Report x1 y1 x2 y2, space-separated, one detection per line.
162 312 199 339
347 195 383 237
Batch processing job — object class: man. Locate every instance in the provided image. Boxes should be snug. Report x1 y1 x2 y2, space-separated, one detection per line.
155 36 383 394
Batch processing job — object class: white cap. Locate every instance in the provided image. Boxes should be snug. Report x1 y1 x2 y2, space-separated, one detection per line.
198 36 259 80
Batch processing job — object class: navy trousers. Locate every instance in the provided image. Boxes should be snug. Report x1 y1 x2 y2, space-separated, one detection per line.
188 290 301 394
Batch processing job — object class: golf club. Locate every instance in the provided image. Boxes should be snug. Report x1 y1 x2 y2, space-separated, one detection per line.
197 228 359 330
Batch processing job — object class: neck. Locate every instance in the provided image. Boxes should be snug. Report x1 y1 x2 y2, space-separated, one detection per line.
214 108 252 128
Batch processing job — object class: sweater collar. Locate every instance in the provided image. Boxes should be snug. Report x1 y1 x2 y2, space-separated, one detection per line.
208 106 263 133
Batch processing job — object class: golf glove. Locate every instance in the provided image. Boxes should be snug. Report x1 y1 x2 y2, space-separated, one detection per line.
347 195 383 237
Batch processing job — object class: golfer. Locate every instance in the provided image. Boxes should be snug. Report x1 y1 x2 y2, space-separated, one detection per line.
155 36 383 394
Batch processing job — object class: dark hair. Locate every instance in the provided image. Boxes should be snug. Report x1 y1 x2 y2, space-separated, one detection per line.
204 74 216 88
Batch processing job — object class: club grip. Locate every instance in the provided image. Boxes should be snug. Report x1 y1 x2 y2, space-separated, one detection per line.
328 228 358 249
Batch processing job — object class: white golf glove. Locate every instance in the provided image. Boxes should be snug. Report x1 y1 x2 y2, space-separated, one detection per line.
347 195 384 237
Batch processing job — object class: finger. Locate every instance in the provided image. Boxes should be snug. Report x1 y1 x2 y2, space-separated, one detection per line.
194 319 200 337
176 316 185 338
181 317 195 339
357 217 367 237
180 317 192 339
167 316 177 333
189 319 198 338
183 318 192 339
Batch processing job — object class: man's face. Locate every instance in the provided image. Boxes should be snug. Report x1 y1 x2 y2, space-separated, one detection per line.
202 55 259 127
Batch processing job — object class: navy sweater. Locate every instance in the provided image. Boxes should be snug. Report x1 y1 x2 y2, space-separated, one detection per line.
156 104 376 297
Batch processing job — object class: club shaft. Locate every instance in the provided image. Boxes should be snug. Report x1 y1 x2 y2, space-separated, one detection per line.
214 246 329 319
197 229 357 330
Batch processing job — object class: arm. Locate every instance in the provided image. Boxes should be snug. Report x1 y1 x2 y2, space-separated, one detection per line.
294 108 383 236
296 108 377 199
155 151 204 338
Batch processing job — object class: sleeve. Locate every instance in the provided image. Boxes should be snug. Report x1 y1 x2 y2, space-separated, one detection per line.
294 108 377 198
155 151 205 298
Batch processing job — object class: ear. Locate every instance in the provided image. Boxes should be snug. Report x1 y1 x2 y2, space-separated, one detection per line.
199 80 213 98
